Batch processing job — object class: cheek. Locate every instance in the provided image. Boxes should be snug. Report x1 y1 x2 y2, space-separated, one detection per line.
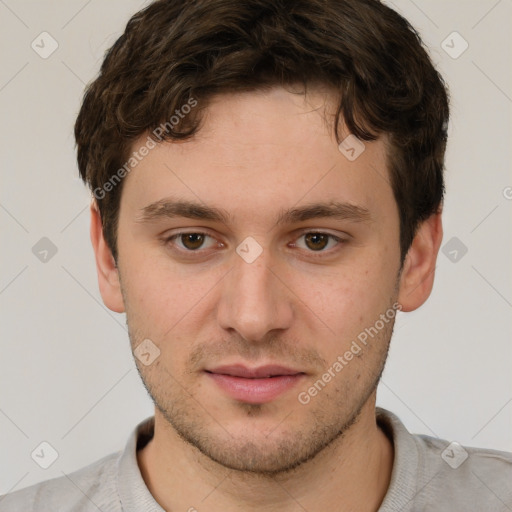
120 266 182 349
120 252 221 358
293 257 397 342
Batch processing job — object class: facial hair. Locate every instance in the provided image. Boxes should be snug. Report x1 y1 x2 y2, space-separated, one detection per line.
126 301 395 477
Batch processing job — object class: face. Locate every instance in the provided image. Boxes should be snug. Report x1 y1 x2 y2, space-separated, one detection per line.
113 86 403 474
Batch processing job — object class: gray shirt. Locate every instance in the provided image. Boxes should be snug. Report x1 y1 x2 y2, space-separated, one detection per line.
1 407 511 511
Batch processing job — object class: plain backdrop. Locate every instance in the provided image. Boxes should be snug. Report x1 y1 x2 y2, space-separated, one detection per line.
0 0 511 495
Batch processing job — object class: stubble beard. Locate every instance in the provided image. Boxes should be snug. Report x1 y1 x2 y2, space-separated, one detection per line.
129 321 393 478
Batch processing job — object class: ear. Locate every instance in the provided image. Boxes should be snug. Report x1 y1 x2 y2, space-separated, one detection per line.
89 200 125 313
397 211 443 312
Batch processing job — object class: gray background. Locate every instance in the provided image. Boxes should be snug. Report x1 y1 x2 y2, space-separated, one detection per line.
0 0 511 494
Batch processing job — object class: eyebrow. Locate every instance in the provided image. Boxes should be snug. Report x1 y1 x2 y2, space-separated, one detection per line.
135 198 372 226
275 202 372 226
136 199 232 224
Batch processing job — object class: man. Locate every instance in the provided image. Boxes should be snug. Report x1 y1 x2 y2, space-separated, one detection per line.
1 0 510 510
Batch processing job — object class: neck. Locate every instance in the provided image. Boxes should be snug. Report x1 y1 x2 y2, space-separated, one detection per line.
137 395 394 511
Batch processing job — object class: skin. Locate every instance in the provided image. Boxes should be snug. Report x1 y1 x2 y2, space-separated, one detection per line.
90 85 443 511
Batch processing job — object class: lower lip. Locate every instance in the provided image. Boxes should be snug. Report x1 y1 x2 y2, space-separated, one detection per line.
206 372 304 404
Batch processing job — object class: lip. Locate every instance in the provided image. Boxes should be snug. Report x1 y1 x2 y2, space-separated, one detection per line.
207 364 303 378
205 364 306 404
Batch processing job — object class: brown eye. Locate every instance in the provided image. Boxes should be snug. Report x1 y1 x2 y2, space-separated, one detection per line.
180 233 206 250
164 231 223 256
292 232 344 255
304 233 330 251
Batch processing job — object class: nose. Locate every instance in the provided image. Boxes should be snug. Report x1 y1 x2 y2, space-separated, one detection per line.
216 244 294 343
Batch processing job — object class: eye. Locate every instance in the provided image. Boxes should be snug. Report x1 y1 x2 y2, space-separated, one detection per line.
165 232 219 251
164 230 346 257
291 232 344 253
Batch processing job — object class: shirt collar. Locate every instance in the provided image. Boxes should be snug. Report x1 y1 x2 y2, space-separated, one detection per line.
376 407 421 511
116 415 163 512
115 408 420 511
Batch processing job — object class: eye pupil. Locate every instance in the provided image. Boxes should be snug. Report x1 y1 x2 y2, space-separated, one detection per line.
305 233 329 251
182 233 205 250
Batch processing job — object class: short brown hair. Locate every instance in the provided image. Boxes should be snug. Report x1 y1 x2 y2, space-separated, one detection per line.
75 0 449 263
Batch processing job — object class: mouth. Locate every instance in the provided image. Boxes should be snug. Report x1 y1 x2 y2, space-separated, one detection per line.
204 364 306 404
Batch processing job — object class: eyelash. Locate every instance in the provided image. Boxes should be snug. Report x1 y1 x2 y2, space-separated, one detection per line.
163 231 346 257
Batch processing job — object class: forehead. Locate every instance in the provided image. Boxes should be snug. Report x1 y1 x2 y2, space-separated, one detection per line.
119 86 394 226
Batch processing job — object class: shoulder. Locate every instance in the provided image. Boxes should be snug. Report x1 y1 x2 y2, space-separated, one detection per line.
377 408 512 511
416 433 512 503
0 450 121 512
